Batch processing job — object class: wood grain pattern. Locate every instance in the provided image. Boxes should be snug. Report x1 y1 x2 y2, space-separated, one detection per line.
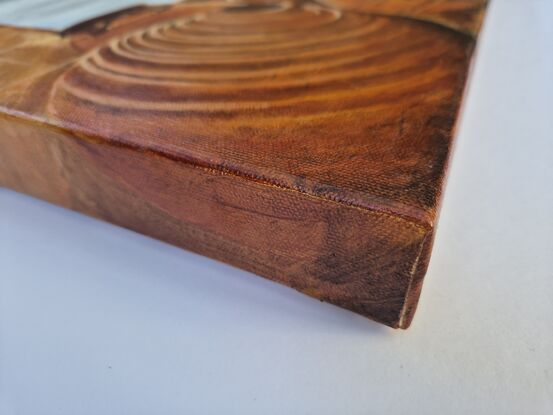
0 0 488 328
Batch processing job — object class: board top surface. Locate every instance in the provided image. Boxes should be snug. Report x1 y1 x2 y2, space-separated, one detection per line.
0 0 487 228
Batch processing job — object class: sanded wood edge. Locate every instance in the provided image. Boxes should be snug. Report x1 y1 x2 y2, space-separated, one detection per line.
0 113 431 328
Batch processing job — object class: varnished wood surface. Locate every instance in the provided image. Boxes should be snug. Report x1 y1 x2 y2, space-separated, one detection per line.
0 0 488 328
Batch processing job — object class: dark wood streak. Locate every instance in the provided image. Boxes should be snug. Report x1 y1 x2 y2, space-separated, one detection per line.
0 0 488 328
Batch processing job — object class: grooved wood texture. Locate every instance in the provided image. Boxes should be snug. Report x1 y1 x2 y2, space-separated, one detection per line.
0 0 488 328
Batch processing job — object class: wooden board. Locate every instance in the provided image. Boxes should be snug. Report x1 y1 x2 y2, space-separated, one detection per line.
0 0 487 328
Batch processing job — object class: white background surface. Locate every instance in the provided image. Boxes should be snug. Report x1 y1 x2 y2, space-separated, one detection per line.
1 1 552 414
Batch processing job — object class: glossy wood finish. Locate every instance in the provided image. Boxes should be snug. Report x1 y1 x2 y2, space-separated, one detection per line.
0 0 487 328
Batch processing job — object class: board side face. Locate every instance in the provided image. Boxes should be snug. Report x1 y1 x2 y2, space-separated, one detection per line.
0 114 431 328
0 0 487 225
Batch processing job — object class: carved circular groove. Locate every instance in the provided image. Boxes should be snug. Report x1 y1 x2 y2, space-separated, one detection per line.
49 1 460 119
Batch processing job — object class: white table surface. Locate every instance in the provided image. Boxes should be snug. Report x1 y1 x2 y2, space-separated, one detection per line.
1 1 552 414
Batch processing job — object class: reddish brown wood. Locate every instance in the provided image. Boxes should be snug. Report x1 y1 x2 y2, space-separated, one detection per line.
0 0 488 328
